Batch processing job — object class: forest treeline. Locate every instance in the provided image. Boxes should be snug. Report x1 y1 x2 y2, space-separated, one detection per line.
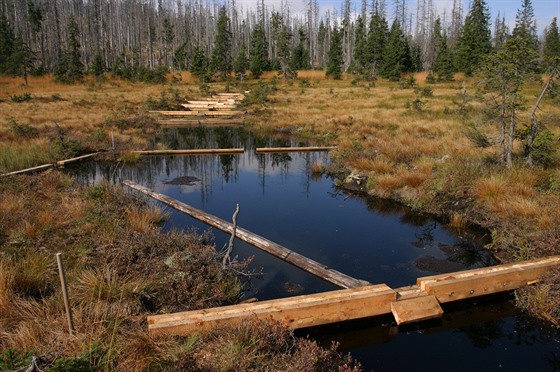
0 0 559 83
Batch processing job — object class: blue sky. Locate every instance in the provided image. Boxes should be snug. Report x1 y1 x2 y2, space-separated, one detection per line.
236 0 560 34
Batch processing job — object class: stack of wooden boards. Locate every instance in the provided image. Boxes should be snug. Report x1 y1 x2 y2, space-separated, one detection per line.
151 92 247 127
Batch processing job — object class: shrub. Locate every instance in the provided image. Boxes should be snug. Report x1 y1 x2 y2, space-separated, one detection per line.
8 118 37 138
10 92 31 102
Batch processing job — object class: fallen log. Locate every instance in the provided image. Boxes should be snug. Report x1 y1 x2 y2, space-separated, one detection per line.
56 152 102 166
122 180 368 289
2 163 54 176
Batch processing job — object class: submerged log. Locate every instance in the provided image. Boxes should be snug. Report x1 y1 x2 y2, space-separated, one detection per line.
122 180 368 289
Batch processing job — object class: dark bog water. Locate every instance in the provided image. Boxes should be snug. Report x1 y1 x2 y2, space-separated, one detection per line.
68 127 560 371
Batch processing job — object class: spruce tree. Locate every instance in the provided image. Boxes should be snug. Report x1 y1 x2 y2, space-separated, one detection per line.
210 7 232 80
233 44 249 80
512 0 538 53
90 53 104 77
0 13 15 74
380 19 410 81
7 35 34 85
291 28 311 71
173 42 188 71
190 45 208 80
482 34 538 168
543 17 560 70
162 18 174 68
326 27 343 79
273 15 295 79
249 25 268 78
351 16 367 74
54 16 83 83
434 33 455 81
366 11 389 74
455 0 491 76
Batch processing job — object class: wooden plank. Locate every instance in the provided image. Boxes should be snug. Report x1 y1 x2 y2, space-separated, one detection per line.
150 110 202 116
215 92 245 97
148 284 396 335
417 255 560 303
56 152 102 166
181 104 237 110
158 119 244 127
207 97 237 103
2 163 54 176
391 295 443 325
200 110 245 117
131 148 245 155
152 110 244 117
122 181 368 289
256 146 337 153
186 100 220 105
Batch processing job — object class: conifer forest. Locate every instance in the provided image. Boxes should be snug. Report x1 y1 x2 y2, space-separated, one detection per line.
0 0 559 83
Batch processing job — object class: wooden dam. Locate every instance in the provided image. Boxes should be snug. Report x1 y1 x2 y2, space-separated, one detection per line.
123 180 560 337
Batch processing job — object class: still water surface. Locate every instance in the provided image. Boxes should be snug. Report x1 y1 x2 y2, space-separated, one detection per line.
68 127 559 371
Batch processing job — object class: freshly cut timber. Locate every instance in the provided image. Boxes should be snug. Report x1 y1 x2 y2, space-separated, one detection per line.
145 255 560 336
148 284 396 335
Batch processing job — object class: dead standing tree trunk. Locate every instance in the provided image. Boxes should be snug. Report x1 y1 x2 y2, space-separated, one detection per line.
526 68 558 166
223 203 240 268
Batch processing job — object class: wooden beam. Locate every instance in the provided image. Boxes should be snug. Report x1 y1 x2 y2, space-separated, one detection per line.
122 181 368 289
146 256 560 336
158 119 244 127
181 104 238 110
151 110 202 116
151 110 245 117
131 148 245 155
255 146 337 153
417 255 560 303
2 163 54 176
148 284 396 335
56 152 102 166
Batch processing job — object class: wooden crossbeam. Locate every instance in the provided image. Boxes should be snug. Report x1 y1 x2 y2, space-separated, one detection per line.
148 284 396 335
417 255 560 303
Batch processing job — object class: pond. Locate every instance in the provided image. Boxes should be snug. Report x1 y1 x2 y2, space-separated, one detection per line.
67 127 560 371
